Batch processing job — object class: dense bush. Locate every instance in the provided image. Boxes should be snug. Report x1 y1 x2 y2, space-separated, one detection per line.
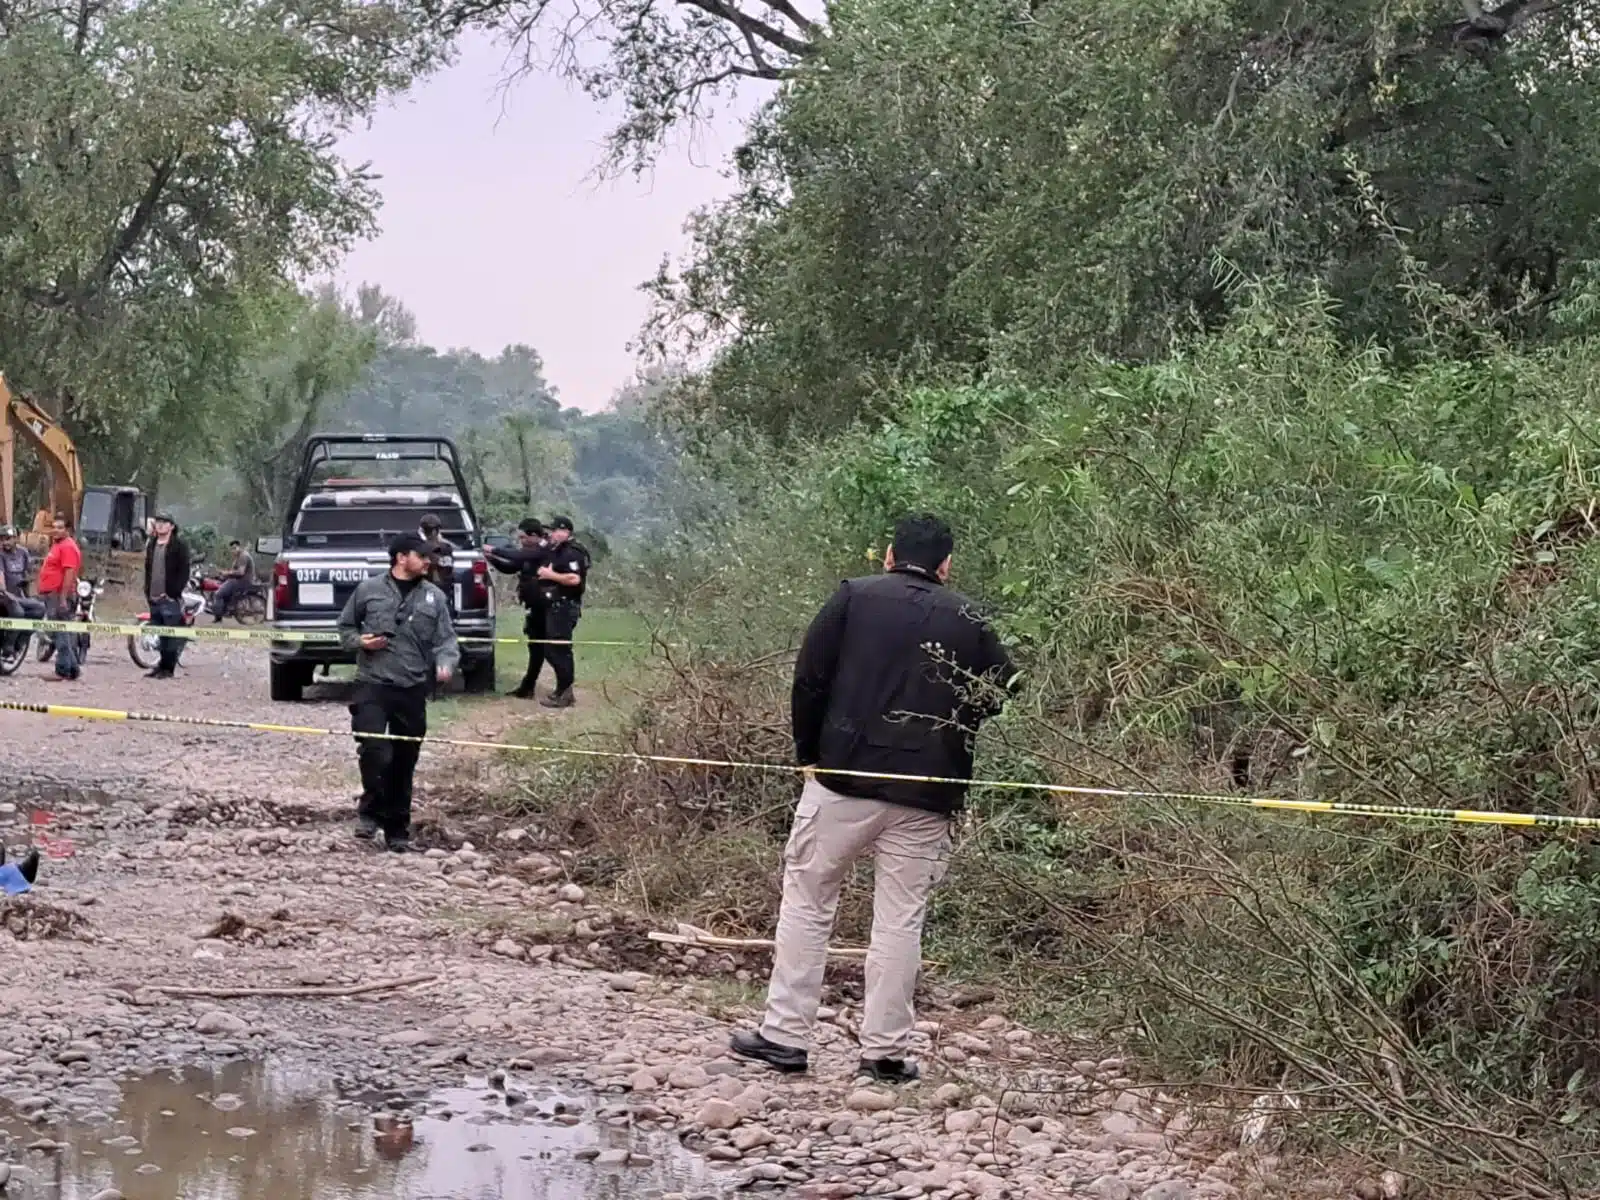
575 293 1600 1194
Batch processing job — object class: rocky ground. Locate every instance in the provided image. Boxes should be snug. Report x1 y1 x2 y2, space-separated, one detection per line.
0 642 1288 1200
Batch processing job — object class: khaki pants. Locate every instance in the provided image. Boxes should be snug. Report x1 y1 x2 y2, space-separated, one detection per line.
760 778 952 1059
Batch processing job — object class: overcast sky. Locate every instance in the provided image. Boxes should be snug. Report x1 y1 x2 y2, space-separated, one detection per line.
335 33 754 412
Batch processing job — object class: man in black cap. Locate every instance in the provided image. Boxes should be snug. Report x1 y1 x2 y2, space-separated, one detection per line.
336 534 459 853
484 517 551 699
536 516 590 708
417 512 455 590
143 511 192 679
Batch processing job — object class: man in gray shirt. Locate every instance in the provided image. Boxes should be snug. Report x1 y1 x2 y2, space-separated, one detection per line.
0 525 42 620
212 539 256 621
336 534 459 853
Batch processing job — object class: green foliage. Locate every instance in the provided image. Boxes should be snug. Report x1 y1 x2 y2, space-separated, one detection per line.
613 293 1600 1189
0 0 444 494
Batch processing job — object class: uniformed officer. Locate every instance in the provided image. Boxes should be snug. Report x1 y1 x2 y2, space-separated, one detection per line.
418 513 455 590
537 516 590 709
485 517 550 699
336 534 459 853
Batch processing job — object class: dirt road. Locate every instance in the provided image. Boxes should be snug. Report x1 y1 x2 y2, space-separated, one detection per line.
0 643 1254 1200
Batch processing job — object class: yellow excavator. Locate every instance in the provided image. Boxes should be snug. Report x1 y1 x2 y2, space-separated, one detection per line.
0 373 148 554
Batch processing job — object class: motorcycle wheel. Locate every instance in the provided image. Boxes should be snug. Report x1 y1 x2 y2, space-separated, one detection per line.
77 632 91 663
233 592 268 625
36 636 53 663
127 623 161 670
0 636 28 676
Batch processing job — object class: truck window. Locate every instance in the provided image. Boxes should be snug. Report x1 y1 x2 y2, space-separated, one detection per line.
293 507 470 536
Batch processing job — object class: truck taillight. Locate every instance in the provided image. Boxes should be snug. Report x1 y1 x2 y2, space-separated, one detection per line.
273 560 290 613
470 558 489 608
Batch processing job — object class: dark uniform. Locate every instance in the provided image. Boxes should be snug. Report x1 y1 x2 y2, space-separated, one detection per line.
486 525 550 698
336 543 459 851
538 519 590 709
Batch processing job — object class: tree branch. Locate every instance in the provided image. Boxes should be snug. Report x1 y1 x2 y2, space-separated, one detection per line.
677 0 815 59
88 157 178 301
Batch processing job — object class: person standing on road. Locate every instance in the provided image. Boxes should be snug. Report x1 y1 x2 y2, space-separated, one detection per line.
485 518 550 700
143 512 191 680
536 516 589 709
730 513 1015 1083
37 515 82 682
212 539 256 621
337 534 459 854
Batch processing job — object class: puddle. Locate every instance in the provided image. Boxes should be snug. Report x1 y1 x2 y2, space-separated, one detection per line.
0 1059 728 1199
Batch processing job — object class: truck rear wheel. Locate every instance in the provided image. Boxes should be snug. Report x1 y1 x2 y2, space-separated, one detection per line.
270 660 309 702
463 652 496 695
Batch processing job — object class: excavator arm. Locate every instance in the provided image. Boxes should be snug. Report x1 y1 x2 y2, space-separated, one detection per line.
0 374 84 534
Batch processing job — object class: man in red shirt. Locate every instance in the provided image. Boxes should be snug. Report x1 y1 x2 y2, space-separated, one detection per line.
37 514 82 681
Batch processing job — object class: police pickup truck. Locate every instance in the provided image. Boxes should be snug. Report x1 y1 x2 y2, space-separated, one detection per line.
262 434 497 701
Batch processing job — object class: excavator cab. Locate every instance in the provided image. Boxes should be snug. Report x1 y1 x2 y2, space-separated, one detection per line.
80 485 147 551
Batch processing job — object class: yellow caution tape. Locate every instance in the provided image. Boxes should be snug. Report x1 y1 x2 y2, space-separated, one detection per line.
0 697 1594 832
0 616 655 648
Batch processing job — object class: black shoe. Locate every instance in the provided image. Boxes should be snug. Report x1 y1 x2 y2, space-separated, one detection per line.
509 684 535 699
17 849 38 885
857 1057 920 1084
146 667 173 679
386 837 412 854
540 687 575 709
729 1030 808 1074
353 816 380 841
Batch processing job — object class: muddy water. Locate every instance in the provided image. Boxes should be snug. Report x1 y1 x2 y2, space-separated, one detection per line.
0 1060 727 1200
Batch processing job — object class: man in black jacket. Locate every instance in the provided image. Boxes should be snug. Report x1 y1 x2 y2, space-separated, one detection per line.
731 513 1014 1083
143 511 191 679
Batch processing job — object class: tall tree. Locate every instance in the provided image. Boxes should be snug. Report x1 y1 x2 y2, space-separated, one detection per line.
0 0 445 486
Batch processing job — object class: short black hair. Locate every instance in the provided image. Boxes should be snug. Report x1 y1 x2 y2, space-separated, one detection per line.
419 512 442 530
518 517 545 536
891 513 954 573
388 533 429 562
229 539 241 547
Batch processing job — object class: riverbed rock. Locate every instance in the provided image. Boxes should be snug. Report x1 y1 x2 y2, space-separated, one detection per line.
694 1098 743 1130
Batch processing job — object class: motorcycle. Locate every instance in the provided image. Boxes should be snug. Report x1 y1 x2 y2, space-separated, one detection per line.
35 577 105 665
127 569 207 670
200 573 267 624
0 601 36 676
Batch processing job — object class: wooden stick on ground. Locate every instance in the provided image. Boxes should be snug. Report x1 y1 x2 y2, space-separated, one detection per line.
649 926 939 966
151 973 438 1000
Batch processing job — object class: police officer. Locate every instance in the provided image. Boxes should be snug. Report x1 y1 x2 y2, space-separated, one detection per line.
537 516 590 709
336 534 459 853
485 518 549 699
418 513 455 590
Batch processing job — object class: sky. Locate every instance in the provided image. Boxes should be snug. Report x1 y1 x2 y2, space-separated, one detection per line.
335 33 755 412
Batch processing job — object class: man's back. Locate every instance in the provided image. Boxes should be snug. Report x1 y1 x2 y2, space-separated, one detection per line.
792 568 1012 814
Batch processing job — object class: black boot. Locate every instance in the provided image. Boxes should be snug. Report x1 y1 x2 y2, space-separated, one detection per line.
540 687 575 709
18 849 38 884
857 1057 920 1084
729 1029 808 1074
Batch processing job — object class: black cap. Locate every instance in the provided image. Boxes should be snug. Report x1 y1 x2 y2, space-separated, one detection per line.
518 517 546 536
548 515 574 532
387 533 429 561
153 510 176 524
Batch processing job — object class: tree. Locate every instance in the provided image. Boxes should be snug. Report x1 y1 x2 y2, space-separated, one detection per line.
626 0 1600 437
0 0 445 489
436 0 822 169
226 288 378 526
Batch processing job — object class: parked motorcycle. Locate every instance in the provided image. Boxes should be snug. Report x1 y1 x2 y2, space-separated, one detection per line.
201 573 267 624
35 577 105 665
127 569 207 670
0 607 34 676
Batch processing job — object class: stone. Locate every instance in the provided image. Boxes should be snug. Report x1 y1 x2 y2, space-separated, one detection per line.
1091 1178 1132 1200
731 1125 773 1152
629 1070 658 1093
89 1191 124 1200
845 1089 895 1113
666 1064 709 1089
557 883 586 904
1141 1185 1190 1200
695 1099 743 1130
944 1110 984 1134
491 939 525 960
378 1029 442 1048
595 1149 629 1165
931 1083 963 1108
194 1011 249 1037
603 974 638 993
